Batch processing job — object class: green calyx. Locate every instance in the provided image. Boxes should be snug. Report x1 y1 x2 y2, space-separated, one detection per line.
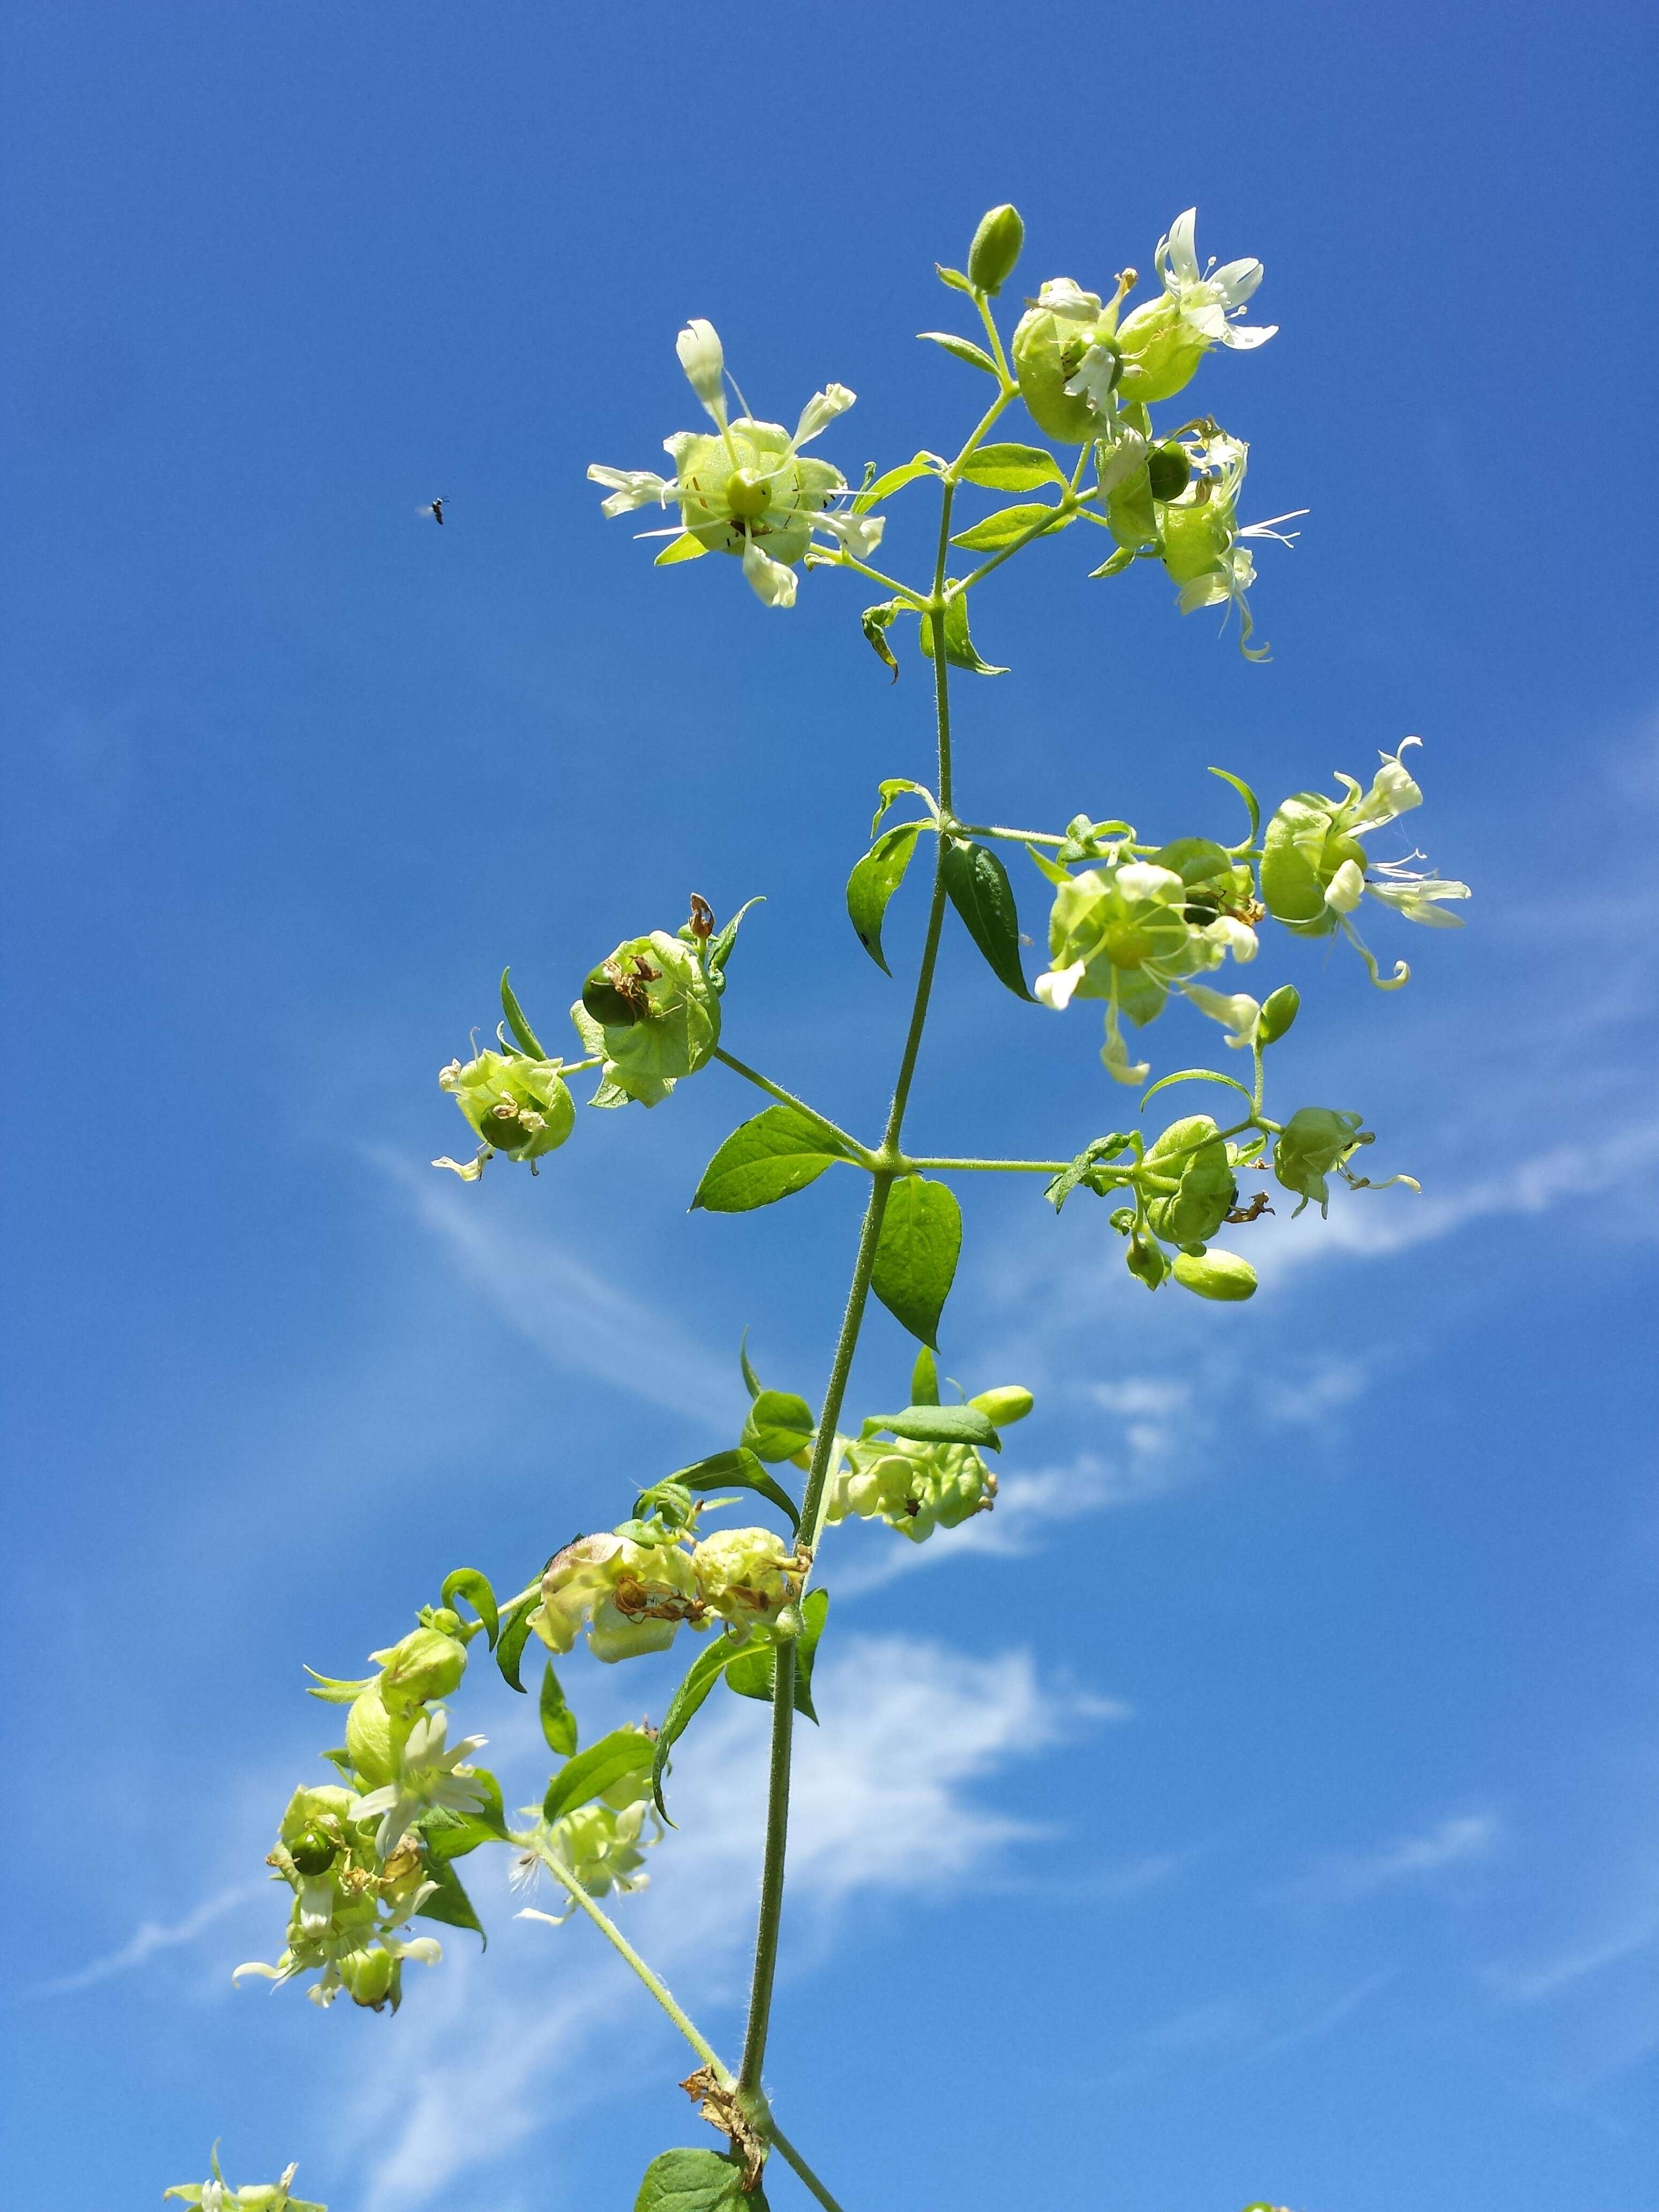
439 1048 576 1161
570 930 721 1105
1140 1116 1239 1249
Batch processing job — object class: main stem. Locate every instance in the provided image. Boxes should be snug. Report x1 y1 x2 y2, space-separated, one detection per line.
735 468 963 2105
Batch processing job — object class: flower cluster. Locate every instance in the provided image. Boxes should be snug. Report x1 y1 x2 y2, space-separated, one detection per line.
513 1755 662 1923
532 1518 806 1665
165 2148 323 2212
826 1382 1034 1543
235 1620 493 2011
589 319 883 609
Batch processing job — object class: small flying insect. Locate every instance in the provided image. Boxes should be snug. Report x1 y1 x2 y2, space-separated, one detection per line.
419 497 447 526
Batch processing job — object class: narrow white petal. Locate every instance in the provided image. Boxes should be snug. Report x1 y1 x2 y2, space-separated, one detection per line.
792 383 856 447
676 319 726 421
1165 208 1201 287
742 537 798 608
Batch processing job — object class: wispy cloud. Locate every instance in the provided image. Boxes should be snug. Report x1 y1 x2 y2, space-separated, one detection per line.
368 1150 741 1428
1274 1812 1503 1905
1488 1904 1659 2007
330 1633 1113 2212
37 1884 265 1998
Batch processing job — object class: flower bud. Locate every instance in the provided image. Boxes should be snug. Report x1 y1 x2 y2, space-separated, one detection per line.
1172 1247 1258 1301
1258 983 1301 1044
1141 1116 1238 1249
340 1943 397 2011
1145 442 1192 502
1013 280 1110 443
439 1049 575 1161
373 1626 467 1715
968 203 1025 295
345 1690 399 1788
969 1385 1034 1426
425 1606 461 1637
1125 1228 1168 1289
288 1827 338 1877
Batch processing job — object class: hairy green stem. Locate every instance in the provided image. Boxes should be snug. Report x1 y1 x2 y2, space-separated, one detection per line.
736 412 973 2114
902 1156 1072 1174
534 1851 724 2071
769 2127 850 2212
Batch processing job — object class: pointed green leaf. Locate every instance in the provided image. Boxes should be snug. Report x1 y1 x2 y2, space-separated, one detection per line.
739 1328 762 1400
303 1668 377 1705
960 442 1067 491
871 777 935 834
539 1661 578 1758
706 895 763 976
941 840 1032 999
542 1727 655 1826
935 264 975 295
652 1634 760 1820
917 330 998 376
415 1854 486 1944
917 586 1008 676
871 1176 961 1349
634 2147 769 2212
847 822 923 975
910 1346 940 1406
865 1403 1000 1451
740 1389 814 1464
1207 764 1262 846
1139 1067 1256 1109
1045 1133 1136 1212
860 597 902 680
440 1567 499 1648
692 1105 857 1213
420 1768 508 1859
854 452 945 513
724 1588 829 1723
498 970 547 1059
950 500 1064 552
662 1445 799 1534
654 532 707 565
495 1593 538 1693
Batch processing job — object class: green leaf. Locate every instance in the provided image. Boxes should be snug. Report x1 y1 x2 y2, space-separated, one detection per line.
725 1588 829 1723
1045 1133 1136 1212
1208 764 1262 847
539 1661 578 1758
854 452 945 513
871 1176 961 1349
941 840 1032 999
440 1567 499 1648
917 587 1008 676
498 970 547 1060
871 776 936 834
634 2148 769 2212
303 1668 377 1705
847 822 923 975
495 1593 537 1693
416 1854 486 1943
653 1635 758 1820
917 330 998 376
739 1328 762 1400
692 1105 858 1213
740 1389 814 1464
860 598 902 680
935 263 975 295
707 896 764 976
664 1445 800 1534
420 1767 509 1859
654 532 707 566
960 442 1066 491
1088 544 1136 579
865 1403 1001 1451
542 1727 655 1826
950 500 1063 552
1139 1067 1256 1109
910 1346 940 1405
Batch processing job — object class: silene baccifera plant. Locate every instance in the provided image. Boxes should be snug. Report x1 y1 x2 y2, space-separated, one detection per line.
180 203 1469 2212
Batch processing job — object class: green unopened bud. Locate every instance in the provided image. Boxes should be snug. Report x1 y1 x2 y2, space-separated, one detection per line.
288 1827 338 1877
1172 1247 1258 1301
969 1385 1034 1426
374 1625 467 1714
340 1944 398 2010
1258 984 1301 1044
968 204 1025 295
1125 1229 1168 1289
425 1606 462 1637
1146 442 1192 502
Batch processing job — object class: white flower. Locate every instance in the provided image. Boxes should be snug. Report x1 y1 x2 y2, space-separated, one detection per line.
352 1708 488 1859
1364 863 1470 926
1035 959 1087 1011
1155 207 1277 350
1325 857 1366 913
793 383 856 445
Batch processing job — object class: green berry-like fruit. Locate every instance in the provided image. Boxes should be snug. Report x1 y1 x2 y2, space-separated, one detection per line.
1146 442 1192 502
289 1827 338 1876
582 967 639 1028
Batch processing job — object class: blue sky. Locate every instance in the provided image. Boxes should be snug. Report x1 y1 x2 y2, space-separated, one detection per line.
3 3 1656 2208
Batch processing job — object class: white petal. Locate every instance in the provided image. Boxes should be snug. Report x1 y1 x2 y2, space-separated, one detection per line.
1209 256 1264 304
1182 984 1261 1042
813 510 886 559
676 319 726 421
588 465 669 517
1034 960 1087 1011
1115 861 1185 905
1163 208 1201 288
1326 859 1366 913
1216 320 1278 349
742 537 798 608
1034 277 1102 322
793 383 856 447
